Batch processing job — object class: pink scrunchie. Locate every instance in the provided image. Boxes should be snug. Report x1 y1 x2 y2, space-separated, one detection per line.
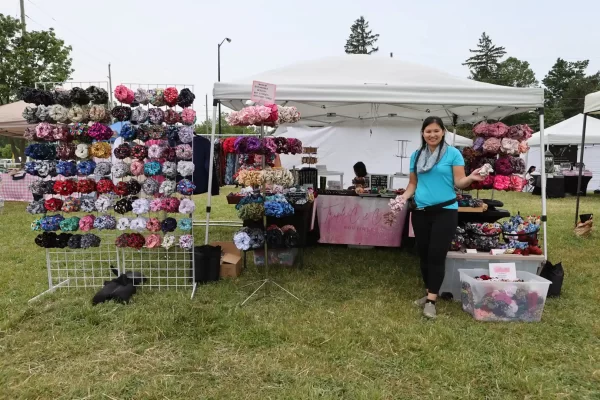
150 198 162 212
482 137 501 154
518 141 529 154
79 215 95 232
36 122 54 141
500 138 519 155
181 108 196 125
145 233 161 248
114 85 130 103
146 217 161 232
161 197 180 213
130 160 145 176
510 175 526 192
493 175 510 191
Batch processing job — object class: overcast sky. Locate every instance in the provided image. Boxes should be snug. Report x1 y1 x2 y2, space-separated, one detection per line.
2 0 599 120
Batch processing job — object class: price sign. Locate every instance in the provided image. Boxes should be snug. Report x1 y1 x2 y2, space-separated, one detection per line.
369 174 388 189
489 262 517 280
251 81 276 104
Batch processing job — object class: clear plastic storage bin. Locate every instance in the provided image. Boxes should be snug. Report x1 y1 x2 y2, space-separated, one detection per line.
459 268 551 322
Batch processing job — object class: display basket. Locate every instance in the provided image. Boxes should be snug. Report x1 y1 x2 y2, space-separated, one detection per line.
459 268 551 322
502 227 539 245
226 194 243 205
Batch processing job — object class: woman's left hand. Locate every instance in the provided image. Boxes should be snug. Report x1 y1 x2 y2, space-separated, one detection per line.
469 168 486 182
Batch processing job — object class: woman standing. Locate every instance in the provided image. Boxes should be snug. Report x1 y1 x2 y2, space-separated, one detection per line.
401 116 485 318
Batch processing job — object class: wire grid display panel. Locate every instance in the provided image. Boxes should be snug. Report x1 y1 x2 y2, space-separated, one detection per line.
46 231 121 289
119 246 194 290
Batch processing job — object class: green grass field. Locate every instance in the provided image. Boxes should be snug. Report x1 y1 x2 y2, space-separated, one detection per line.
0 189 599 399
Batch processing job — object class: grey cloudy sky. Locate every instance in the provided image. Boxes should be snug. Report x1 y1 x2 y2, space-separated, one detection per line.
3 0 599 119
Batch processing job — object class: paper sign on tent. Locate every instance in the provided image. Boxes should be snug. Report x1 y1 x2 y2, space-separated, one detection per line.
489 262 517 280
251 81 276 104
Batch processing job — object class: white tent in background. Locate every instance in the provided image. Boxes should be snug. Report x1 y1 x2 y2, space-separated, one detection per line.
584 91 600 115
0 101 27 139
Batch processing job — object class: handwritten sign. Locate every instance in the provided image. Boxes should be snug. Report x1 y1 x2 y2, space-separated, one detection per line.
370 174 389 189
251 81 276 104
489 262 517 280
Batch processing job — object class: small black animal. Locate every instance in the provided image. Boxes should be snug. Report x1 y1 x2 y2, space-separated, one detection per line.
92 267 137 305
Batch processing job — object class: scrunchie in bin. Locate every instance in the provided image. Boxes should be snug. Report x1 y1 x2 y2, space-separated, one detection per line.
163 87 178 107
114 198 133 214
162 161 177 178
114 181 130 196
115 233 130 248
49 105 69 123
131 145 148 160
177 179 196 195
77 178 96 194
150 199 162 212
79 215 95 232
161 234 176 249
89 105 108 122
181 108 196 125
95 194 115 212
178 126 194 144
94 161 111 176
88 122 113 141
179 198 195 214
161 197 180 213
75 144 89 159
148 108 164 125
119 124 137 140
90 142 112 158
86 86 108 104
162 147 177 162
61 197 81 213
179 234 193 250
132 198 150 215
111 106 132 122
44 198 63 212
142 178 159 195
144 161 162 176
145 233 161 249
149 89 165 107
53 179 76 196
116 217 130 231
178 218 192 231
57 143 76 160
27 199 46 214
80 196 96 212
146 218 161 232
130 217 148 232
164 109 181 124
493 175 511 191
176 144 192 160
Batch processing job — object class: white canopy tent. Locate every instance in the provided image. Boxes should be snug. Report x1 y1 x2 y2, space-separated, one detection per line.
584 91 600 115
207 55 547 254
0 101 27 139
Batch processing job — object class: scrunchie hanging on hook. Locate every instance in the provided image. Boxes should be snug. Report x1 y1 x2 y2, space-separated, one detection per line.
70 87 90 105
130 107 148 124
148 108 164 125
134 88 150 105
181 108 196 125
86 86 109 104
164 109 181 125
111 105 132 122
163 87 179 107
149 89 165 107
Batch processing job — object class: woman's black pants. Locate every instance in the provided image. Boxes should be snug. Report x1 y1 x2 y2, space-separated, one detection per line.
411 209 457 295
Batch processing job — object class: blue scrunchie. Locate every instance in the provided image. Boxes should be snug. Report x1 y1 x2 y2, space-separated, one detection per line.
119 124 137 141
144 161 162 176
77 160 96 176
176 179 196 195
40 214 65 231
25 143 56 160
178 218 193 231
25 162 38 176
57 161 77 177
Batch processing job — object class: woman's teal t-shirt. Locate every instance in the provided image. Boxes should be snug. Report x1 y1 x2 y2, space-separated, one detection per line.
409 146 465 210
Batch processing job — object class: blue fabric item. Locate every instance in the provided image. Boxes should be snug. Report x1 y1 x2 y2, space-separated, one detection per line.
225 153 235 185
410 146 464 210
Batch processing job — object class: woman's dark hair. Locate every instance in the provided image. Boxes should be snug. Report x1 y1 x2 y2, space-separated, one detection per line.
353 162 367 178
527 166 536 174
413 116 447 172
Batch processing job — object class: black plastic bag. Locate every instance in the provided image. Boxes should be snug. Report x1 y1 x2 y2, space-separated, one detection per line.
540 260 564 297
193 245 221 283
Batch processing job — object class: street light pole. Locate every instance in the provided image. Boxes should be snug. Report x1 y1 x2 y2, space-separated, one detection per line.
217 38 231 136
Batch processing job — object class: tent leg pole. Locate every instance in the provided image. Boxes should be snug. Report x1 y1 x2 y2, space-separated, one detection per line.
574 114 588 226
538 109 548 259
204 102 219 245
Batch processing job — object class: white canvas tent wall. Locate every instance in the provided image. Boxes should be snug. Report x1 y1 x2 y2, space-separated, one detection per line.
276 120 473 189
0 101 27 139
208 55 547 254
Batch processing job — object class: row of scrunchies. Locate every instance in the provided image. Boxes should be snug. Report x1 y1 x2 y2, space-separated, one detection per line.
473 122 533 140
22 104 111 124
29 177 194 197
34 232 101 249
233 225 298 251
469 174 526 192
222 136 302 155
114 86 195 108
115 233 193 250
227 105 300 126
111 106 196 125
25 122 113 142
19 86 108 107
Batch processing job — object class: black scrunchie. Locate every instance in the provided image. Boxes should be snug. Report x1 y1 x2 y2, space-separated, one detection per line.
284 230 299 247
114 143 132 159
111 106 132 122
86 86 109 104
56 233 73 248
68 234 82 249
136 125 151 142
114 198 133 215
126 180 141 195
19 87 54 106
166 126 179 147
70 87 90 105
53 90 72 107
161 217 177 233
35 232 57 248
266 228 284 247
177 88 196 108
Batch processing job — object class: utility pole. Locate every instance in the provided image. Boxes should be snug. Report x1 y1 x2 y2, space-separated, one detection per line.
20 0 26 35
205 94 209 135
107 63 113 106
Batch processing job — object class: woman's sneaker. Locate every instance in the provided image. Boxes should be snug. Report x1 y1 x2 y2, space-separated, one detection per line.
413 296 428 307
423 302 437 319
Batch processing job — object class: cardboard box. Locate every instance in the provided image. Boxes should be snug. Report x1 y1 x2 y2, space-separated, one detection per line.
211 241 242 278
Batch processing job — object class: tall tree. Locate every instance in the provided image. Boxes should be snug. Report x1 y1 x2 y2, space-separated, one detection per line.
463 32 506 82
542 58 589 108
558 73 600 119
0 14 73 105
496 57 538 87
344 16 379 55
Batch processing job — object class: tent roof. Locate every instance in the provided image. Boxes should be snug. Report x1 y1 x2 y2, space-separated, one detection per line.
528 113 600 146
0 101 27 139
584 91 600 115
214 55 544 125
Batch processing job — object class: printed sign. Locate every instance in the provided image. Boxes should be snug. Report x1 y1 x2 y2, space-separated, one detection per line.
251 81 276 104
489 262 517 280
370 174 389 189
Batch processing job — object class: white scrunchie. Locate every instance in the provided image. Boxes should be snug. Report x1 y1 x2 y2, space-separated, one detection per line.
132 198 150 215
176 161 195 177
117 217 130 231
112 161 130 178
49 105 69 123
159 180 176 196
95 194 114 212
162 234 176 249
75 144 89 159
130 217 148 232
179 198 196 214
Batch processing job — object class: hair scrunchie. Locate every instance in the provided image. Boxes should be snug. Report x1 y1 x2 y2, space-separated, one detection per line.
142 178 159 195
161 217 177 233
132 198 150 215
130 107 148 125
161 161 176 178
31 218 43 232
147 144 163 159
27 199 46 214
22 106 39 124
44 198 63 212
53 179 76 196
179 234 194 250
114 181 130 196
164 109 181 125
86 86 108 104
90 142 112 158
134 88 150 105
161 234 176 249
57 143 76 160
149 125 165 140
176 161 194 177
175 144 193 160
114 143 131 159
163 87 179 107
29 180 55 196
77 178 97 194
178 218 192 231
149 89 165 107
114 198 133 215
24 126 36 141
79 215 95 232
69 123 91 143
95 194 114 212
114 85 133 104
162 147 177 162
181 108 196 125
66 234 82 249
130 159 145 176
38 161 57 177
35 122 54 141
178 126 194 144
35 232 56 248
52 124 72 142
25 161 38 176
145 233 161 249
178 198 196 214
130 217 148 232
115 233 130 248
146 218 161 232
54 160 74 176
97 177 115 194
113 161 131 178
159 180 176 196
75 143 89 159
130 145 148 160
55 233 72 248
126 233 145 249
41 214 64 231
148 108 164 125
61 196 81 213
59 217 80 232
49 105 69 123
70 87 90 105
88 122 113 141
36 105 52 122
94 161 111 176
117 217 130 231
500 138 520 155
89 105 108 122
177 179 196 195
118 124 136 141
127 180 141 195
68 105 88 123
165 126 179 146
482 138 501 154
81 233 101 248
144 161 162 176
25 143 57 160
53 89 72 107
111 106 132 122
150 198 162 212
177 88 195 108
80 196 96 212
161 197 180 213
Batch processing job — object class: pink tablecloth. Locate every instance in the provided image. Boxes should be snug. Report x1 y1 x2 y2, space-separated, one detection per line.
316 195 407 247
0 173 35 202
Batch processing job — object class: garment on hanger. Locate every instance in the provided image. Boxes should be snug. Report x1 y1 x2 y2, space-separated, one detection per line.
192 135 219 195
